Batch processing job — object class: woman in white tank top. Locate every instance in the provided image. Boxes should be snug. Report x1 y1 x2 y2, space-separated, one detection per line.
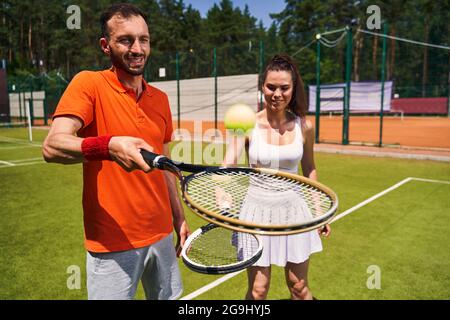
223 54 331 300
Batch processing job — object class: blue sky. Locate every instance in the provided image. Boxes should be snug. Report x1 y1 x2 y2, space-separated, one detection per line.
182 0 287 28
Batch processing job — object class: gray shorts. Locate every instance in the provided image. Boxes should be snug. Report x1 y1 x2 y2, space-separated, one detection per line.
86 233 182 300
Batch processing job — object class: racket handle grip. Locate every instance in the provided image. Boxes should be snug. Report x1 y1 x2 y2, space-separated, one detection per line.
140 149 166 169
140 149 216 174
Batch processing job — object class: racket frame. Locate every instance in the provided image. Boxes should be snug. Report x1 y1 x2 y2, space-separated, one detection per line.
141 150 338 235
181 223 263 274
181 167 338 235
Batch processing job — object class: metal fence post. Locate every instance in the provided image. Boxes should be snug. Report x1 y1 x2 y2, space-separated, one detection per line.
315 35 321 144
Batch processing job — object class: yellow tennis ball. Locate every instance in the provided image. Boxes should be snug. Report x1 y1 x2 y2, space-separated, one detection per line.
224 103 256 134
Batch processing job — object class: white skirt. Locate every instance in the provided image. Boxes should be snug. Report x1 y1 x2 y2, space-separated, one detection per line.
237 183 323 267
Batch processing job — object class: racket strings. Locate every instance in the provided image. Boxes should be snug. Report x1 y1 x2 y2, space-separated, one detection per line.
185 227 260 267
186 170 334 227
188 171 250 215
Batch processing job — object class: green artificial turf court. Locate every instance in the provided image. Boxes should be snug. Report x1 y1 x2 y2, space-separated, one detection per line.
1 128 449 300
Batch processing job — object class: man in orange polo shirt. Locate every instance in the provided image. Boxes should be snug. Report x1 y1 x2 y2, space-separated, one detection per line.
42 3 190 300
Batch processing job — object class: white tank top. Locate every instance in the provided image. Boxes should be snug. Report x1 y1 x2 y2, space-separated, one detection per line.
248 117 304 174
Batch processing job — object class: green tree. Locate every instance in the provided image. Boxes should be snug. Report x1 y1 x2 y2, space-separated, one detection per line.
204 0 259 76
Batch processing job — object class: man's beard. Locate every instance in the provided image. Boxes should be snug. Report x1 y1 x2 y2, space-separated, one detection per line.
109 49 148 76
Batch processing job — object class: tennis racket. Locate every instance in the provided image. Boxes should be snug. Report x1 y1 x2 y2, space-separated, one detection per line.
141 149 338 235
181 224 263 274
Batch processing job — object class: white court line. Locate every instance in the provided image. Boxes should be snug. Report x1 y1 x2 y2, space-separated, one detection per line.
0 161 45 168
179 176 450 300
0 136 42 147
0 145 41 150
0 157 45 168
9 157 44 163
409 177 450 185
330 177 413 223
0 160 15 166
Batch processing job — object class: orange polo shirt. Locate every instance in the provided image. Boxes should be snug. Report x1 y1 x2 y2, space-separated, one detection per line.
53 68 174 253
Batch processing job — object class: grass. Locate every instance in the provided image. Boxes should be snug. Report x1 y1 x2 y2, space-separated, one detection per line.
0 128 449 300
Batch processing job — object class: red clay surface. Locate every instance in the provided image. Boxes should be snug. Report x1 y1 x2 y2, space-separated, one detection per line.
314 116 450 149
174 116 450 150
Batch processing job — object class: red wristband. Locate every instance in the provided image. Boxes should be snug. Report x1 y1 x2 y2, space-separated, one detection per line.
81 135 113 161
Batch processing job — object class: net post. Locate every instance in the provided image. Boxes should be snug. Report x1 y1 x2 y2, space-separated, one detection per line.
379 22 388 147
28 77 35 126
343 26 352 145
43 96 48 126
447 70 450 118
43 76 48 126
315 35 321 144
25 98 33 142
18 83 23 121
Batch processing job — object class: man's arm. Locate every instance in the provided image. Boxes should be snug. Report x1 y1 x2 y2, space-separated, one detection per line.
162 143 190 256
43 116 154 172
42 116 84 164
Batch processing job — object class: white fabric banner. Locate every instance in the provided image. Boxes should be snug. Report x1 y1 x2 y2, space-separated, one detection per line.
308 81 392 112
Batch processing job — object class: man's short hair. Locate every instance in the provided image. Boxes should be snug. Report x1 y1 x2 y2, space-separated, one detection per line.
100 3 148 38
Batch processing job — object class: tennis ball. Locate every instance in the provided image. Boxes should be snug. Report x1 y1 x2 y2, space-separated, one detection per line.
224 103 256 134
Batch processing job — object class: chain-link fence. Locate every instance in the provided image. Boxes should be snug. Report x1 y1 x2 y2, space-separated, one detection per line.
6 72 68 126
